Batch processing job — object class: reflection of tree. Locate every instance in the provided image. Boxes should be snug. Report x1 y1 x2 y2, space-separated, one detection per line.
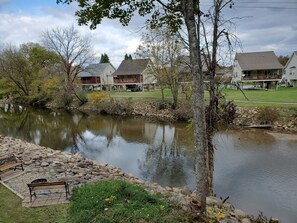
139 126 189 188
0 104 88 150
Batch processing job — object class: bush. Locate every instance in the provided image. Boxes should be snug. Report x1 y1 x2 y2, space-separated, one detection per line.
67 180 192 223
256 107 280 125
88 92 108 104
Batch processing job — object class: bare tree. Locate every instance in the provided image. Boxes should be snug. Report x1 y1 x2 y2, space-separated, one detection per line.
199 0 239 195
42 25 95 91
137 27 186 108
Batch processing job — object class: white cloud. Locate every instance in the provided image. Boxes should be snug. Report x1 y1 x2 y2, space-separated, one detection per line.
0 5 144 67
0 0 296 66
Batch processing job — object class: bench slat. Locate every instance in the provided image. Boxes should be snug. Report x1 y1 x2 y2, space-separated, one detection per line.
0 162 18 171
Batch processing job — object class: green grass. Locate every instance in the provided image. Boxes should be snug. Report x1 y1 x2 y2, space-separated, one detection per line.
106 87 297 107
67 180 197 223
0 184 68 223
222 87 297 103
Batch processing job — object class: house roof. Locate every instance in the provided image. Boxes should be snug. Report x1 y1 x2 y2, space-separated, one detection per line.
113 59 151 76
235 51 283 71
284 51 297 69
78 63 115 77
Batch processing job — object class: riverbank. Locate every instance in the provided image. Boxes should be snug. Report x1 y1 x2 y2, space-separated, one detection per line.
74 100 297 131
1 97 297 131
0 135 264 223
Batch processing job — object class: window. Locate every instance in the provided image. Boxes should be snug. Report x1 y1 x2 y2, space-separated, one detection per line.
290 66 296 75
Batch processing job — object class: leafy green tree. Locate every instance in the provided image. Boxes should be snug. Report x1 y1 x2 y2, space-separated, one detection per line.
100 53 110 63
0 45 31 96
0 43 62 102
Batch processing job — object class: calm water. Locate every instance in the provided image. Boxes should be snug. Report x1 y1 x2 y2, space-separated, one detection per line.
1 104 297 223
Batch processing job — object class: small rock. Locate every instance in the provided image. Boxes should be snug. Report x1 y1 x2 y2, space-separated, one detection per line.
269 218 279 223
56 168 65 173
241 218 252 223
207 196 223 206
23 160 33 165
233 209 246 218
40 162 49 167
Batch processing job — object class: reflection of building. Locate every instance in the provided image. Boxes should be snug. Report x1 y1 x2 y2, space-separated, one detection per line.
232 51 283 89
77 63 116 90
116 120 158 144
284 51 297 87
113 59 156 91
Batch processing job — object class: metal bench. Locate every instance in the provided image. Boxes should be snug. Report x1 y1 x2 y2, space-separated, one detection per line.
27 181 70 202
0 154 24 180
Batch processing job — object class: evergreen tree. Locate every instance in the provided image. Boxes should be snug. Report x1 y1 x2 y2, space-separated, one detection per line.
124 53 132 60
100 53 110 63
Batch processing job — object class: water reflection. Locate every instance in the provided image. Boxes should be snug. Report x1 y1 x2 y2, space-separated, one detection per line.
1 104 297 223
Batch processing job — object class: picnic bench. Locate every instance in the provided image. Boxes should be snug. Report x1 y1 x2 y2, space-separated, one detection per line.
27 180 70 202
0 154 24 180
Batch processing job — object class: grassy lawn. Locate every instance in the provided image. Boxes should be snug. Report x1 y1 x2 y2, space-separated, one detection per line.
107 87 297 107
0 184 68 223
222 87 297 103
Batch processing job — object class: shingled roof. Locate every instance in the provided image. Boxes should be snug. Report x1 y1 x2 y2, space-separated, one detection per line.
113 59 151 76
235 51 283 71
78 63 114 77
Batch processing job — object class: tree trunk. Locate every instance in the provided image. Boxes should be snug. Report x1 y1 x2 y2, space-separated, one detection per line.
182 0 207 213
206 0 222 196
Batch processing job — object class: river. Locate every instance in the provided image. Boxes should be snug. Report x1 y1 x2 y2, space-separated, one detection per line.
0 104 297 223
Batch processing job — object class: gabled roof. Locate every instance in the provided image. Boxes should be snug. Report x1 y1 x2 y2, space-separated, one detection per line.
113 59 151 76
284 51 297 69
78 63 115 77
235 51 283 71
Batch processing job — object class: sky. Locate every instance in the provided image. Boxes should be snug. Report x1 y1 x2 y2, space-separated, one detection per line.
0 0 296 67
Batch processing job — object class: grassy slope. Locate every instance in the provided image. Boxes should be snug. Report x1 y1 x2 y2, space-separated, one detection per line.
0 184 68 223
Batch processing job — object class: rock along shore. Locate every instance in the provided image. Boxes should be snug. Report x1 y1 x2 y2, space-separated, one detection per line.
0 134 258 223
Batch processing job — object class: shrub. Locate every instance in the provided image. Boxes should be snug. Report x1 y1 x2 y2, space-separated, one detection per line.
67 180 193 223
88 92 108 104
256 107 280 125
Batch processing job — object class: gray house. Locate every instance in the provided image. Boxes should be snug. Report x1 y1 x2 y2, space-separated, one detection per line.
77 63 115 90
232 51 283 88
113 59 156 91
284 51 297 87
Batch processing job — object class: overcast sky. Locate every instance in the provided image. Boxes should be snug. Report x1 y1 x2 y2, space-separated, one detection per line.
0 0 296 67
